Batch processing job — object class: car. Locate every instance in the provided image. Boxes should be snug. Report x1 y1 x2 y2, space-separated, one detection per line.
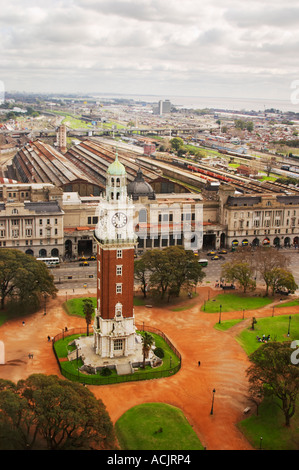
211 255 220 260
89 255 96 261
218 249 227 254
221 284 235 290
79 261 89 266
275 289 290 295
207 251 216 256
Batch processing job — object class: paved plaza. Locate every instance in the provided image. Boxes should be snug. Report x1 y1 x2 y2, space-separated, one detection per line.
0 286 298 450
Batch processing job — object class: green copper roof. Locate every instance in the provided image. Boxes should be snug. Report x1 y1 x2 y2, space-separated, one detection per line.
107 152 126 176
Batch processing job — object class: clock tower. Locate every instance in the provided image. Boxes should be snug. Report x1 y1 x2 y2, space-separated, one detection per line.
93 152 139 361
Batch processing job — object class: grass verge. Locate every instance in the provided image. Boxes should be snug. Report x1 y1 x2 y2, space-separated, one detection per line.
238 396 299 450
201 293 273 313
115 403 204 450
236 314 299 355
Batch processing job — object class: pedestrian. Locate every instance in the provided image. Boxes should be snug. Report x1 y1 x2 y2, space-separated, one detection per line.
22 321 25 326
47 335 51 342
198 361 201 366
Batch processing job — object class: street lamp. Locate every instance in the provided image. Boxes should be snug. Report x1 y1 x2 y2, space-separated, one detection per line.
242 309 245 320
210 389 216 415
287 316 292 337
218 304 222 324
272 306 275 317
259 437 263 450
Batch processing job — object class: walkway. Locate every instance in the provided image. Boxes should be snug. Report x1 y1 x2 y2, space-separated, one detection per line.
0 287 297 450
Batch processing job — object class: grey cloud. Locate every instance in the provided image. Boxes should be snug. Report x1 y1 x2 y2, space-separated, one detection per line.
225 7 299 28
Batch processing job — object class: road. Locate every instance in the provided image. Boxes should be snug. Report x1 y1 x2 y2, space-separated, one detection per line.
52 248 299 294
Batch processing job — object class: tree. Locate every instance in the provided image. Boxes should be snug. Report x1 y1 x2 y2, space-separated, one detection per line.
83 298 94 336
165 246 205 300
170 137 184 152
0 374 116 450
268 268 298 296
221 260 256 293
0 249 57 310
134 259 148 298
141 332 154 369
265 156 276 177
247 342 299 426
138 246 205 301
254 246 288 296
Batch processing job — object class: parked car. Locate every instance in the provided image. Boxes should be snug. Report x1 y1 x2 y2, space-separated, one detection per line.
221 284 236 290
275 289 290 295
211 255 220 260
207 251 217 256
218 249 227 254
79 261 89 266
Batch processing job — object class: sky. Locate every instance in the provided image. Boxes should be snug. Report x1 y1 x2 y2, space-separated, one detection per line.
1 0 299 105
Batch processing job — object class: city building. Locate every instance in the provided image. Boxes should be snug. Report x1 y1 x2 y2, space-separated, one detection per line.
224 192 299 248
153 100 172 115
0 183 64 257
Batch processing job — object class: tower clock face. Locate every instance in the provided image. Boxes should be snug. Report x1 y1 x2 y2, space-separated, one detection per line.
111 212 127 228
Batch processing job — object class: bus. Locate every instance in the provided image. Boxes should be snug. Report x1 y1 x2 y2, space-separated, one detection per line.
198 259 208 267
37 257 60 267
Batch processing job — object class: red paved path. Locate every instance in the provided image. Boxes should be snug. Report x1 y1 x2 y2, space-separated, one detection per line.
0 287 296 450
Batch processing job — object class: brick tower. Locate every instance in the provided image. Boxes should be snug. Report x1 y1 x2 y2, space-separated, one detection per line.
93 152 138 360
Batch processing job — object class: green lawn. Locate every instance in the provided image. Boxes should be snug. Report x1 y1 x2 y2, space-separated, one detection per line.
275 299 299 308
238 396 299 450
202 293 273 313
63 297 96 318
115 403 204 450
236 314 299 355
214 319 243 331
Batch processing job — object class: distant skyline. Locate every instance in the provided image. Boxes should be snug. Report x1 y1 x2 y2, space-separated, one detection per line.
1 0 299 109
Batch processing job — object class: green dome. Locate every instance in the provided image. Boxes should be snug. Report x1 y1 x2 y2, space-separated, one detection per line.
107 153 126 176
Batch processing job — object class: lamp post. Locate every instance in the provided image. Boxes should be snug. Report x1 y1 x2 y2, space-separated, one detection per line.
210 389 216 415
259 437 263 450
242 309 245 320
272 306 275 317
218 304 222 324
287 316 292 337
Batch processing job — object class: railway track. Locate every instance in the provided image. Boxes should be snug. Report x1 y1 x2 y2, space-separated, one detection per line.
138 154 299 195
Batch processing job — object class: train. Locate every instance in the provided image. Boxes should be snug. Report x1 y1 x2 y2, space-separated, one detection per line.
280 164 299 174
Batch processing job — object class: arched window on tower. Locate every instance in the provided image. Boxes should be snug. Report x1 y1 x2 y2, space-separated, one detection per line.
116 178 120 187
115 302 122 318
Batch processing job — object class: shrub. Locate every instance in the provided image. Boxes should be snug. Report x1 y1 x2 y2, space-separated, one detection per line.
100 367 112 376
154 347 164 358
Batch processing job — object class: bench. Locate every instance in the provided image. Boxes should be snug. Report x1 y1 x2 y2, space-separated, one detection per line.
243 407 251 414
